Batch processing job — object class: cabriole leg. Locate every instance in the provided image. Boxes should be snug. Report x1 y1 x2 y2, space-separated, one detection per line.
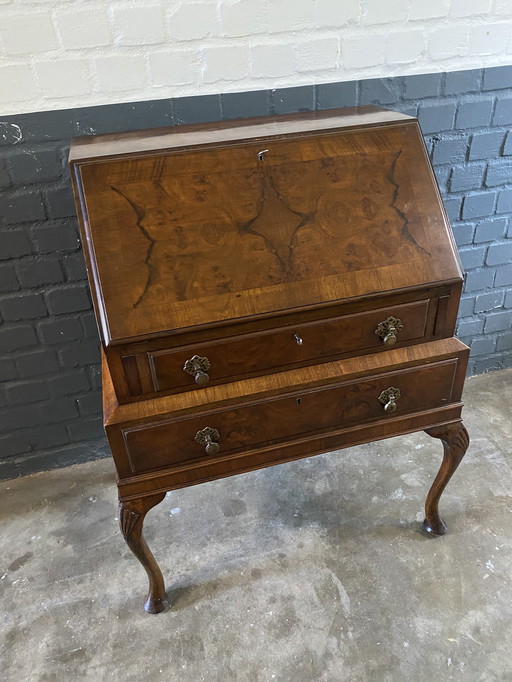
118 492 168 614
423 421 469 536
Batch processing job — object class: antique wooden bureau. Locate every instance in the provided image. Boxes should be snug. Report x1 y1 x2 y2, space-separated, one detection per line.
70 106 470 614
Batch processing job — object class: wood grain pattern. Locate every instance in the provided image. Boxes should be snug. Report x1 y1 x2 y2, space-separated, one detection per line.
120 354 142 396
71 113 462 344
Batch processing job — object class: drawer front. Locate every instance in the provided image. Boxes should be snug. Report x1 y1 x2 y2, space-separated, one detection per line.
123 357 457 474
147 300 430 394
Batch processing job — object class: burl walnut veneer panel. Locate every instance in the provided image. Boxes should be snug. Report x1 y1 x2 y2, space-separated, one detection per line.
71 107 460 344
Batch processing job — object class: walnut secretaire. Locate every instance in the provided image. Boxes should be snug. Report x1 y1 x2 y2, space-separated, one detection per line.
69 106 470 614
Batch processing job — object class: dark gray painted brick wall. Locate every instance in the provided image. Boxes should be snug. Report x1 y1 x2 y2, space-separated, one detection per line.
1 66 511 479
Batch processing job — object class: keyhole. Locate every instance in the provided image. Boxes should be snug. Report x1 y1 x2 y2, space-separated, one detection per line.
296 398 302 405
258 149 269 161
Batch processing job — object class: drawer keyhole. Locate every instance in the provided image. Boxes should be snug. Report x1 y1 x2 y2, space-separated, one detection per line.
296 397 302 405
294 333 303 345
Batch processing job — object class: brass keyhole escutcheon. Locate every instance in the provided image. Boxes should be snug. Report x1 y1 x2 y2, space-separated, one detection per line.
183 355 211 385
379 387 401 414
194 427 220 455
375 316 404 347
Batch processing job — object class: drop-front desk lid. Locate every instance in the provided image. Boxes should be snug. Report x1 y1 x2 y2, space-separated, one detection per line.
70 106 462 346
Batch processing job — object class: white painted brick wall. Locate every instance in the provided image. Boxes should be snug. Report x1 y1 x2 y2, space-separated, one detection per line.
316 0 360 27
203 45 249 82
251 42 295 78
450 0 492 18
2 12 58 55
0 65 37 103
169 3 219 40
267 0 315 34
111 5 167 46
469 23 512 56
94 54 147 92
409 0 450 21
220 0 266 38
54 8 112 50
149 49 201 86
429 26 468 60
34 58 91 97
0 0 512 115
296 37 339 73
364 0 408 26
387 30 426 65
343 34 388 69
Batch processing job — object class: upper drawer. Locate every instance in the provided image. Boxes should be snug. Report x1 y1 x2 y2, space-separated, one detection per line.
129 299 431 397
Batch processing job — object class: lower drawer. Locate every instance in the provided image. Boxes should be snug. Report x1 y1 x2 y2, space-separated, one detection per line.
121 356 459 475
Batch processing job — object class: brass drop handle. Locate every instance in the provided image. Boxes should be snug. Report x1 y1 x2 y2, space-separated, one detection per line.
379 387 401 414
183 355 211 385
194 427 220 455
375 316 404 347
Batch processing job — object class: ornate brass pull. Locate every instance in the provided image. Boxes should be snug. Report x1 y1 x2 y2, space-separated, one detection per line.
183 355 211 385
379 387 401 414
194 427 220 455
375 316 404 347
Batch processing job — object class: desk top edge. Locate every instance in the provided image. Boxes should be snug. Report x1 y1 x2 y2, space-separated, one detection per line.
69 106 415 163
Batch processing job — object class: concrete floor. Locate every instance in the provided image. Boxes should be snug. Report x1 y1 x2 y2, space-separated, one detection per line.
1 370 511 682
